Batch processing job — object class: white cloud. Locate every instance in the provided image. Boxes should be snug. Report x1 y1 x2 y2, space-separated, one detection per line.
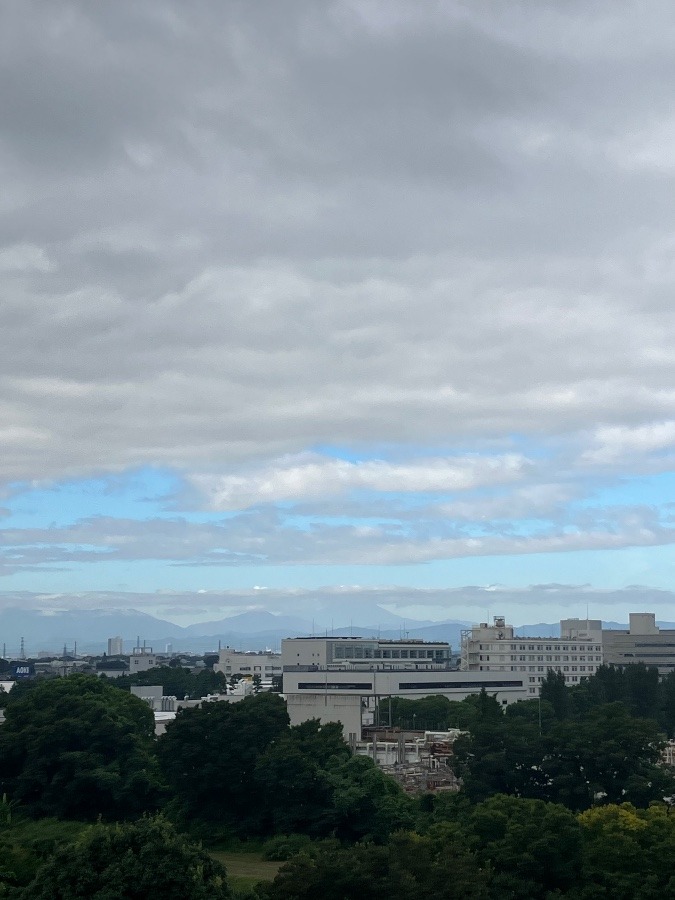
581 421 675 465
1 500 673 572
190 453 528 510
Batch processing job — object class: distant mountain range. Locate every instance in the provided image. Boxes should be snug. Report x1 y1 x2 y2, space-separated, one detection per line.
1 607 673 658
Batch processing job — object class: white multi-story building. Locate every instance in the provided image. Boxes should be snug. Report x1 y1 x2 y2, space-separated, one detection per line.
281 635 525 739
281 636 452 670
283 666 527 739
214 648 282 681
460 616 603 696
107 636 124 656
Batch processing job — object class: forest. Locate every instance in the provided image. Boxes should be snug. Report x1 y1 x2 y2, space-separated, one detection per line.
0 665 674 898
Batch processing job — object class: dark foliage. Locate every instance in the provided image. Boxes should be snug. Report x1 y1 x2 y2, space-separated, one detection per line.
0 675 162 821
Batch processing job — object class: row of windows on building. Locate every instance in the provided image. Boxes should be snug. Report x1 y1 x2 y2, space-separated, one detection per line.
480 664 597 672
223 665 282 672
477 644 602 652
333 647 444 660
479 655 602 663
528 674 584 693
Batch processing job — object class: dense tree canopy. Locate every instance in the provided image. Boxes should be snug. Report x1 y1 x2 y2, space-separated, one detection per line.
0 675 162 821
452 699 674 810
254 721 350 837
263 831 490 900
18 816 230 900
111 666 227 700
157 691 290 832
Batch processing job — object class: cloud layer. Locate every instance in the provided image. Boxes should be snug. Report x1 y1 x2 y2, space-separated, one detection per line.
2 1 675 484
2 2 675 596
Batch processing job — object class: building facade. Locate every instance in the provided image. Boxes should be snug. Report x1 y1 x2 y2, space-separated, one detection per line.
281 636 452 670
283 666 527 739
603 613 675 674
129 647 159 673
281 636 524 738
107 636 124 656
214 649 282 681
460 616 603 696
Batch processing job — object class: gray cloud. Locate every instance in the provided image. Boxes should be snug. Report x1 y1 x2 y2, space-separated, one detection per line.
2 1 675 486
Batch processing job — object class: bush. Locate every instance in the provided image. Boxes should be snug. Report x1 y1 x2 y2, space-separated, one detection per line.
262 834 312 861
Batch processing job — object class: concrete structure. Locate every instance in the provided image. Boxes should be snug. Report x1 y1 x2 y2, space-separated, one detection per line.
129 646 159 673
281 636 452 670
603 613 675 674
354 730 463 793
460 616 603 696
283 666 527 740
107 636 124 656
129 685 176 711
214 648 282 681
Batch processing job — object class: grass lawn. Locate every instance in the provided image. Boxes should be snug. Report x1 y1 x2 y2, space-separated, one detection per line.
210 850 282 887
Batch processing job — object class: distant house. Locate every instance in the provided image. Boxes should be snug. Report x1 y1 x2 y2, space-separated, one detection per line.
129 646 159 673
96 658 129 679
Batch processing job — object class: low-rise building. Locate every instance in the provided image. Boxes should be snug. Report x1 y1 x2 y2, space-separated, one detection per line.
283 666 527 739
96 658 129 678
281 636 452 670
214 648 282 681
129 646 159 673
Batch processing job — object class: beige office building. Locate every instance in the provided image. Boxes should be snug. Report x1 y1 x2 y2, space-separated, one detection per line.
460 616 603 696
603 613 675 674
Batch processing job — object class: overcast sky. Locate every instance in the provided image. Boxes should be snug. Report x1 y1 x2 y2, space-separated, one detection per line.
2 1 675 626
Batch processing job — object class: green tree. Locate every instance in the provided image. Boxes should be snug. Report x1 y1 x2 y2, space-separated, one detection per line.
542 703 674 810
459 795 582 898
660 670 675 737
0 675 162 821
323 754 415 843
113 667 227 701
577 803 675 900
254 720 350 837
452 716 547 803
157 692 289 832
540 670 571 720
263 831 490 900
19 816 230 900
